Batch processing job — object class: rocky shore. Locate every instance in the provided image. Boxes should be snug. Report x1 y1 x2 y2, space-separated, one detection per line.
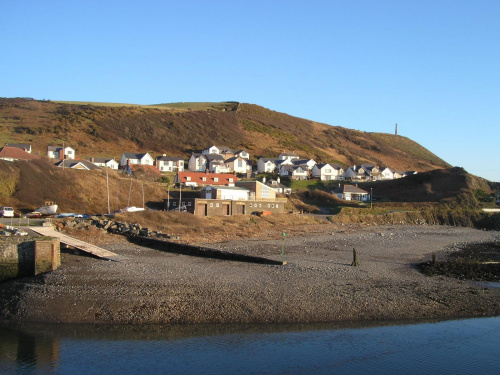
1 225 499 325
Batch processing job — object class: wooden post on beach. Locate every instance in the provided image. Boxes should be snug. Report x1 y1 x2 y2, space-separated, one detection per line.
351 248 359 267
281 232 287 265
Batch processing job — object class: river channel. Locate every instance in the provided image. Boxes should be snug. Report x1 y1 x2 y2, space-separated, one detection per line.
1 316 499 374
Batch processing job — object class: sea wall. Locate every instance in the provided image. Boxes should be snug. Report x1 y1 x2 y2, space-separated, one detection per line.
0 237 60 281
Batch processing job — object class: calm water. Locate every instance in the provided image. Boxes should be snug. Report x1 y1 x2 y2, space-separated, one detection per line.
1 317 499 375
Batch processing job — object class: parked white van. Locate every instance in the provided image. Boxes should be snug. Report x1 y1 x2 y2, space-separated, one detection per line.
0 207 15 218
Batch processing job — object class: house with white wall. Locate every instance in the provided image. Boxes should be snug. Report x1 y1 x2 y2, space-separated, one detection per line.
312 163 344 180
278 152 300 162
292 159 317 171
280 165 308 180
89 157 119 170
257 158 277 173
332 184 370 201
120 152 154 167
156 155 185 172
47 146 75 160
225 156 251 174
188 153 208 172
201 185 249 200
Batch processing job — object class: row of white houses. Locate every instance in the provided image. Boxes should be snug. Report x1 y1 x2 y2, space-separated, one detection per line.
5 143 416 181
257 152 416 181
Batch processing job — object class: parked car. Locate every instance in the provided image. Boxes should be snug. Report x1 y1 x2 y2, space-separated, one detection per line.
0 207 14 218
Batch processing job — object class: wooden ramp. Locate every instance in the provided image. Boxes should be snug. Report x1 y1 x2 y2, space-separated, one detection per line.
30 226 123 261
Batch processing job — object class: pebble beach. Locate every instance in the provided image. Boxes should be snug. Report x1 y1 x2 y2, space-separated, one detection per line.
1 224 499 325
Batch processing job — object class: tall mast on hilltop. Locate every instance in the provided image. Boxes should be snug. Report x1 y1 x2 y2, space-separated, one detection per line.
395 123 398 136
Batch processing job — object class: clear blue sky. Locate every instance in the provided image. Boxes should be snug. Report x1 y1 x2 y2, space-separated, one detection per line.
2 0 499 182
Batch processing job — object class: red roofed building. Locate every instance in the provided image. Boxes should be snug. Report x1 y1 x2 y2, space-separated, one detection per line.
174 171 239 187
0 146 40 162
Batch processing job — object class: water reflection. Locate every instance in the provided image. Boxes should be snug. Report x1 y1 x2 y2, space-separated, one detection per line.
1 317 500 374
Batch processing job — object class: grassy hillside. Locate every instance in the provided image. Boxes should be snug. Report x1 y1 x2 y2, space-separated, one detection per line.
0 97 448 172
362 167 495 202
0 159 167 213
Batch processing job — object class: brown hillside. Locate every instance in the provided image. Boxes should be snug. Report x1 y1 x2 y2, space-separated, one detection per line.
0 159 167 213
0 98 449 172
363 167 494 202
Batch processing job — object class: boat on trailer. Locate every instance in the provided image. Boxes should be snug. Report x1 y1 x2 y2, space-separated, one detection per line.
36 201 58 215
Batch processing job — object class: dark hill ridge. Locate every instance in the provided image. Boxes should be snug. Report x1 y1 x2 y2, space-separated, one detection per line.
363 167 494 202
0 97 448 172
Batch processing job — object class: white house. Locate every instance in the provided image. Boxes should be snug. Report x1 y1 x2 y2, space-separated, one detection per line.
202 145 235 159
292 159 317 171
312 163 344 181
343 166 365 180
225 156 251 174
257 158 277 173
156 155 185 172
278 152 300 162
358 163 382 180
89 157 119 170
280 165 308 180
380 167 396 180
206 154 230 173
188 153 208 172
47 146 75 160
201 185 249 200
0 146 39 162
202 145 222 155
332 184 370 201
264 177 291 195
6 143 32 153
234 150 250 159
120 152 154 167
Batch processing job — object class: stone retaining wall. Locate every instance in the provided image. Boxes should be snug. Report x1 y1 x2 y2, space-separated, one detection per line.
0 237 60 281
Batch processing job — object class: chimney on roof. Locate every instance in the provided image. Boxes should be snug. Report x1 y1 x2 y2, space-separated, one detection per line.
277 177 280 183
262 177 266 184
205 169 209 174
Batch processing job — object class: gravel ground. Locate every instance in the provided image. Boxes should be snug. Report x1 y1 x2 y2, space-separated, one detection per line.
1 224 499 324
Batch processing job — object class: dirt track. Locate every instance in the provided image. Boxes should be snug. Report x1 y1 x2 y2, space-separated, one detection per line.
1 224 499 324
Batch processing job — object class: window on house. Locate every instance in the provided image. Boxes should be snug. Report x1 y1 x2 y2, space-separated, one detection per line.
276 204 279 208
210 203 213 207
187 202 191 206
261 186 270 198
173 202 177 206
229 178 233 182
272 204 274 208
267 204 271 208
216 203 219 207
214 178 219 182
186 177 191 181
202 177 206 181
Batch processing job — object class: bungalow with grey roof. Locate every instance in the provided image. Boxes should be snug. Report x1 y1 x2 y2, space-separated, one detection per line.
89 157 119 170
332 184 370 201
6 143 32 153
120 152 154 167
